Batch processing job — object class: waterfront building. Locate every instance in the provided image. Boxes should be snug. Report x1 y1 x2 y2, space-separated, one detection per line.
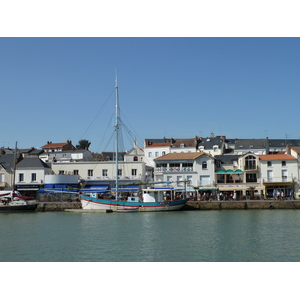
259 153 298 199
154 152 216 195
215 153 264 200
15 157 52 195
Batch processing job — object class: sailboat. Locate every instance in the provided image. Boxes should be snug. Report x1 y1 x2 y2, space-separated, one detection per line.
0 142 39 212
80 78 189 212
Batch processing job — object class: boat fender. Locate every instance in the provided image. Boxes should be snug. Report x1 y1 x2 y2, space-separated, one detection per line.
269 205 275 209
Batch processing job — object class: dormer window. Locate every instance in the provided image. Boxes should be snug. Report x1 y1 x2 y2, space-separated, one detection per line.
180 143 185 148
202 161 207 169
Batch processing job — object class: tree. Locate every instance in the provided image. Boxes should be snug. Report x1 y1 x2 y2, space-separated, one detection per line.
76 139 91 150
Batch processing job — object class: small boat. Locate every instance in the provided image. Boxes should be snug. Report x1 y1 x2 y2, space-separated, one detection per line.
80 78 189 212
0 192 38 212
0 142 39 212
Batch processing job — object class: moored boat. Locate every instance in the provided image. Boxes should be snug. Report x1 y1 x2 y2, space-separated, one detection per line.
79 77 188 212
80 186 188 212
0 191 38 212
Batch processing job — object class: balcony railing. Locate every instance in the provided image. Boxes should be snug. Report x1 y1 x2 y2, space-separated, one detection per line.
262 176 294 183
155 167 194 173
83 175 143 181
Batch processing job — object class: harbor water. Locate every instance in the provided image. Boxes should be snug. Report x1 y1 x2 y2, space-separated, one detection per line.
1 209 300 262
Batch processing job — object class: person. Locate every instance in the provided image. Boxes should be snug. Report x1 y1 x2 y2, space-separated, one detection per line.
233 192 236 201
277 190 280 200
281 190 284 200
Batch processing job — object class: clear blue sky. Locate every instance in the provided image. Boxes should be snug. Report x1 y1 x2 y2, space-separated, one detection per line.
1 37 300 152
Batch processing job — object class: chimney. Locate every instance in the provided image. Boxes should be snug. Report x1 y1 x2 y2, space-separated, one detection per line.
286 144 291 155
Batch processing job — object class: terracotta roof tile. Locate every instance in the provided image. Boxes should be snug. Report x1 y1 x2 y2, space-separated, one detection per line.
154 152 213 161
41 142 68 148
258 154 296 161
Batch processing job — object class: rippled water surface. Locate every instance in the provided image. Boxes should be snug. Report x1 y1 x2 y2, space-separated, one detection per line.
1 209 300 262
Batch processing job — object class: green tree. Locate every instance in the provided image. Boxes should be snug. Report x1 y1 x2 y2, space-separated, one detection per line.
76 139 91 150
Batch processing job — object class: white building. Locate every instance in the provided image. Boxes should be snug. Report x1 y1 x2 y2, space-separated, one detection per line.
15 157 52 194
154 152 215 189
259 153 298 199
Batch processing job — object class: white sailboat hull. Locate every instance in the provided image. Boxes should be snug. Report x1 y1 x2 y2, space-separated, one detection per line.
80 195 187 212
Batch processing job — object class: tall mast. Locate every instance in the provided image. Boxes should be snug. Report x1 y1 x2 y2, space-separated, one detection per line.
115 76 119 200
12 141 17 191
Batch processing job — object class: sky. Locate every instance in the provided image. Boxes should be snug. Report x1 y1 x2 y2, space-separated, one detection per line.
1 37 300 153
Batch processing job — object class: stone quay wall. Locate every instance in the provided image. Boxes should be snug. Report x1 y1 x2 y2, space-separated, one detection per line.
184 200 300 210
36 201 81 211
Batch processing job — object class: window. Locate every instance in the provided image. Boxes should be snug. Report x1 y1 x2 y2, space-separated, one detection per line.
162 151 166 156
217 174 225 183
267 170 273 182
88 169 93 176
102 169 108 177
213 146 218 152
131 169 137 176
155 152 159 157
267 161 272 167
246 173 257 183
0 174 4 182
59 170 64 175
118 169 122 176
73 170 79 175
180 143 185 148
31 173 37 182
187 176 192 185
245 155 256 170
200 175 210 185
202 161 207 169
133 156 138 161
19 173 24 182
282 170 287 182
148 152 152 158
282 161 286 166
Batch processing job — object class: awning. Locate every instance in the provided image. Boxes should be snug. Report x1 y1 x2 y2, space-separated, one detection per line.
235 169 243 173
226 170 234 173
38 188 79 193
198 185 218 191
216 170 225 174
112 185 139 192
218 186 264 191
81 185 109 193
